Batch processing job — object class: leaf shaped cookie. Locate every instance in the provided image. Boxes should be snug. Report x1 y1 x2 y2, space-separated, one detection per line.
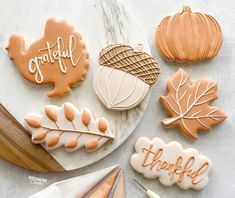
160 69 227 140
25 102 115 152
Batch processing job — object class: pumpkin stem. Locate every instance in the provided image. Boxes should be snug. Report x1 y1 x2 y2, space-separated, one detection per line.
181 5 192 13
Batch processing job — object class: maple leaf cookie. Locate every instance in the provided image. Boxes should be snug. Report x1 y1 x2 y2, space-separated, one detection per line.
6 18 89 97
160 69 227 140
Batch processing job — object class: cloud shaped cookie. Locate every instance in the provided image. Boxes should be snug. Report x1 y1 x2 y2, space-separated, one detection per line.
130 137 212 190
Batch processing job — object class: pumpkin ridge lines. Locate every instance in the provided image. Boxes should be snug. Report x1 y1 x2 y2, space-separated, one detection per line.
155 7 222 62
167 15 179 60
171 14 182 61
157 17 173 60
174 13 184 61
207 16 222 57
197 13 207 60
193 14 202 60
204 14 212 59
184 12 191 61
163 18 174 59
189 12 195 61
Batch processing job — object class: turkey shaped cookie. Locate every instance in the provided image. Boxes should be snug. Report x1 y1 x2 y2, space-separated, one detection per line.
161 69 227 140
93 44 160 110
6 18 89 97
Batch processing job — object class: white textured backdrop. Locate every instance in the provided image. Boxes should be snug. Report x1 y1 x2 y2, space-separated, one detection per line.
0 0 234 197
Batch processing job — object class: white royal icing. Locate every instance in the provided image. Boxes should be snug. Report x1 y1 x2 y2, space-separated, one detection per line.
130 137 212 190
93 66 150 110
25 102 114 152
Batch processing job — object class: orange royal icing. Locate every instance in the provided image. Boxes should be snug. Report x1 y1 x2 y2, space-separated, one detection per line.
6 18 89 97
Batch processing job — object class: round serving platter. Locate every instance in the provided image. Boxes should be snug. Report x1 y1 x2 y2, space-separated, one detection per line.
0 0 151 172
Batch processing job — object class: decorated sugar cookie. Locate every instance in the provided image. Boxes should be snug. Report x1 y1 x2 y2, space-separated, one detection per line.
155 6 222 63
130 137 212 190
25 102 114 152
93 44 160 110
6 18 89 97
161 69 227 140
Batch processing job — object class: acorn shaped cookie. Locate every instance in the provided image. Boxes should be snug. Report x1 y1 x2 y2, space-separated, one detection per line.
155 6 222 63
93 44 160 110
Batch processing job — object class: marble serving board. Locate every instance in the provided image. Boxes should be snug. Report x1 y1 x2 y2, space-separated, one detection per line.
0 0 151 171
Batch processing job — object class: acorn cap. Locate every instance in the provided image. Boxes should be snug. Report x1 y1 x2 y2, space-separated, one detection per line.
99 44 160 85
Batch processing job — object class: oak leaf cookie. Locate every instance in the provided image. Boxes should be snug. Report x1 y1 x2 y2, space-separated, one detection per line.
25 102 114 152
130 137 212 190
155 6 222 63
6 18 89 97
160 69 227 140
93 44 160 110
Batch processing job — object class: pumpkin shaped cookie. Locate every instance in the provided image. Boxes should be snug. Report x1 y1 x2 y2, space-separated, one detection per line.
155 6 222 63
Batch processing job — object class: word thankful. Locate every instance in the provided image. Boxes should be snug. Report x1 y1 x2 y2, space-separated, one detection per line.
141 144 209 185
28 35 82 83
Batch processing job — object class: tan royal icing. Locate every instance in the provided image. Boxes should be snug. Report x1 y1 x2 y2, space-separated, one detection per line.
32 131 47 141
130 137 212 190
47 134 60 147
160 68 227 140
44 106 58 122
155 6 223 63
82 110 91 127
65 138 78 149
98 119 107 133
89 169 120 198
113 172 126 198
6 18 89 97
85 139 99 151
25 118 41 128
25 102 114 152
64 103 75 121
93 44 160 111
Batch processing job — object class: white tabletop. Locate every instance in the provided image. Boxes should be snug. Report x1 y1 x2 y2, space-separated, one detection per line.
0 0 234 197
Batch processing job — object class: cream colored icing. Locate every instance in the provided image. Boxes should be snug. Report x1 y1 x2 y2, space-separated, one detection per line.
130 137 212 190
93 66 150 110
25 102 114 152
